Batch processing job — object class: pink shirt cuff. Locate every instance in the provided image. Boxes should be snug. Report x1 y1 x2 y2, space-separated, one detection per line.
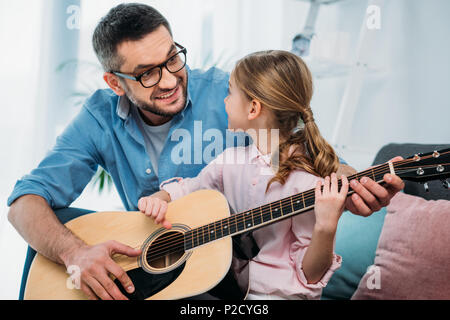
295 249 342 290
159 177 185 201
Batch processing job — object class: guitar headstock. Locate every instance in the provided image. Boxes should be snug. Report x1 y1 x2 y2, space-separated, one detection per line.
393 148 450 189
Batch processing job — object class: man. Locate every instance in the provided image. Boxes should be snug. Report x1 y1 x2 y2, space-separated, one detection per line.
7 3 404 300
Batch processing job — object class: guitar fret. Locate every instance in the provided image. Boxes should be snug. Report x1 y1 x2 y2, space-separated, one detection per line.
222 217 230 237
253 207 263 226
236 213 245 232
193 228 199 248
305 191 315 208
272 202 282 219
292 196 302 211
262 204 271 223
215 220 222 239
220 218 224 237
230 214 237 234
202 225 206 245
207 224 215 241
196 228 202 247
244 211 253 229
302 192 305 208
282 198 292 215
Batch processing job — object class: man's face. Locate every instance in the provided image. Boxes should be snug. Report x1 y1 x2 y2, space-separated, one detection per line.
116 26 188 118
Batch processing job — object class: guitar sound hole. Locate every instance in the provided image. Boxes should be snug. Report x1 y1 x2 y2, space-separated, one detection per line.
146 230 185 270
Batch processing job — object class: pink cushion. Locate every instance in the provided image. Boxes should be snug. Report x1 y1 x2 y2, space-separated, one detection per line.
351 192 450 299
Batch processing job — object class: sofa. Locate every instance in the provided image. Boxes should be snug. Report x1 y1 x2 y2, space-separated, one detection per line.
322 143 450 300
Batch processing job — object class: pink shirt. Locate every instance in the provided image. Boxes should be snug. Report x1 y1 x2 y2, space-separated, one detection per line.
160 144 342 299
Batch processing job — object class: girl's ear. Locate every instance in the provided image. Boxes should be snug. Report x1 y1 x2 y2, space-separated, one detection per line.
103 72 126 96
248 99 262 121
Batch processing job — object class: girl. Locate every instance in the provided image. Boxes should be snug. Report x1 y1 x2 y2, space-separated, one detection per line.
138 50 349 300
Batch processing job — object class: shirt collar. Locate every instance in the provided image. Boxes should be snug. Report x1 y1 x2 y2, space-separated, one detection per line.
116 66 193 121
248 143 273 167
117 95 131 120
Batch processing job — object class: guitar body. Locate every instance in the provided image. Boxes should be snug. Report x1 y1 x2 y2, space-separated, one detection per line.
24 190 234 300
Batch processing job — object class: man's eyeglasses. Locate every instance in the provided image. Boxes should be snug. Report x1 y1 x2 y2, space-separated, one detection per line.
111 42 187 88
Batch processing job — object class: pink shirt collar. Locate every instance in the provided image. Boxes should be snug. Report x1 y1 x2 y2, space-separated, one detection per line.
248 143 273 167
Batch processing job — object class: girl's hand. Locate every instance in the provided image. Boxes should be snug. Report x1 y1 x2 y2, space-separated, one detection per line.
137 196 172 229
314 173 349 233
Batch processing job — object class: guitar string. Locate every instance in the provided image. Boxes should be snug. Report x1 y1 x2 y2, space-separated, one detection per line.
148 158 447 255
143 156 450 261
143 154 449 261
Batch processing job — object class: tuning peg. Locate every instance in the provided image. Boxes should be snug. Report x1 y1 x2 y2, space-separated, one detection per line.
442 179 449 189
422 182 429 192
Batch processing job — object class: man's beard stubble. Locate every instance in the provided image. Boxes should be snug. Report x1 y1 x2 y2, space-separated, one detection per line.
122 79 187 118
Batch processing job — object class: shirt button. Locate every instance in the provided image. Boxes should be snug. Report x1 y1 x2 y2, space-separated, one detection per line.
145 168 152 174
252 178 258 185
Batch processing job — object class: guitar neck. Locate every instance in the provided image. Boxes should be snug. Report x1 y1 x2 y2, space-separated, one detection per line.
184 162 392 251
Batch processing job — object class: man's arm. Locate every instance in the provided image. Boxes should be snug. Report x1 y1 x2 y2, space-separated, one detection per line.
7 105 141 300
8 194 141 300
8 194 85 265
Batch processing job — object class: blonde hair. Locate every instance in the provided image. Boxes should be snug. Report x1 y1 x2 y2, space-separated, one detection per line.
231 50 339 192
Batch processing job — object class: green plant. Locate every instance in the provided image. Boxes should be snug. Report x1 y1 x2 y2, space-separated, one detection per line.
57 59 114 194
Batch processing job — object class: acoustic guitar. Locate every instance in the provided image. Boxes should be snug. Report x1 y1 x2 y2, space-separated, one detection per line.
24 148 450 300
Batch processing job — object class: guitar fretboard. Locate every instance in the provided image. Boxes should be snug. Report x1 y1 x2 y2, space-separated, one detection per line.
183 163 391 251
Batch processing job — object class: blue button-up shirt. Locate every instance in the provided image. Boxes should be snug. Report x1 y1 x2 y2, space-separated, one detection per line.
7 67 238 210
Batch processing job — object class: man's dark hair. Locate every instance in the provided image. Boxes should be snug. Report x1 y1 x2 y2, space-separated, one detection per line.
92 3 172 72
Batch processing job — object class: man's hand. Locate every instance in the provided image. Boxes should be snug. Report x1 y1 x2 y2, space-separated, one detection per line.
62 240 142 300
345 156 405 216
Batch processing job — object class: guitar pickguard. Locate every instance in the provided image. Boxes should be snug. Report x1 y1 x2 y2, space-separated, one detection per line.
114 263 186 300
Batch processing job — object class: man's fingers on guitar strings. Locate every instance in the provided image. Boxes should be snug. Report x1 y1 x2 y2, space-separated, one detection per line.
348 193 372 217
384 174 405 196
349 178 381 212
360 177 390 208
